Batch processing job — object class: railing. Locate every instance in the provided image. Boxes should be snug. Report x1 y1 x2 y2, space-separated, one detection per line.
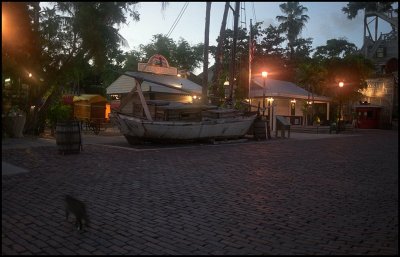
279 115 303 125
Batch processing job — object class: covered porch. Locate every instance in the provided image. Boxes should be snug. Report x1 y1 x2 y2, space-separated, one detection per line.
249 76 332 132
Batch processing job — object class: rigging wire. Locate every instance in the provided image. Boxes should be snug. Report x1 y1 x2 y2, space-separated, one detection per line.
166 2 189 38
252 2 257 24
240 2 247 30
251 2 258 43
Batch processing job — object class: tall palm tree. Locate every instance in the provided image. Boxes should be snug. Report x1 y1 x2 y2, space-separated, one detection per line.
276 2 309 60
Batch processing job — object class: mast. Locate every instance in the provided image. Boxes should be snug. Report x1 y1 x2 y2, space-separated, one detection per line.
202 2 212 104
228 2 240 106
248 19 253 106
210 2 230 105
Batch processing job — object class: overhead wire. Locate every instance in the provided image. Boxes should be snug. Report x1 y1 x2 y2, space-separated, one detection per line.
166 2 189 38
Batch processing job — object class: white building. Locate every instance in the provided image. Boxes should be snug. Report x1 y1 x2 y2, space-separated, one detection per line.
249 76 332 131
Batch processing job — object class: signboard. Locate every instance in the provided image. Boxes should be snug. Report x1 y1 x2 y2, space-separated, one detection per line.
138 54 177 76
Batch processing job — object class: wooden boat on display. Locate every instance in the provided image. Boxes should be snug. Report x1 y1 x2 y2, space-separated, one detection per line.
109 72 257 144
111 101 257 144
108 54 257 144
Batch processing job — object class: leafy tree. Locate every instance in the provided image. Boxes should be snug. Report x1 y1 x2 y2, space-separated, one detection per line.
312 55 375 104
276 2 310 60
129 34 203 73
313 38 358 59
2 2 42 111
176 39 204 72
140 34 176 64
291 37 313 61
23 2 140 134
258 24 286 57
342 2 396 19
123 49 144 71
296 58 328 95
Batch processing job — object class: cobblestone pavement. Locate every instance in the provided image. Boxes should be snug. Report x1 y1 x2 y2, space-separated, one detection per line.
2 130 398 255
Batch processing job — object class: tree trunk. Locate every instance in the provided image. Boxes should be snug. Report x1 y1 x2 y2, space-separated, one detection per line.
28 84 61 135
202 2 212 104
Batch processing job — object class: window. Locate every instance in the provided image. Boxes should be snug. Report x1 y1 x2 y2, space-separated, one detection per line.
290 102 295 116
376 47 385 58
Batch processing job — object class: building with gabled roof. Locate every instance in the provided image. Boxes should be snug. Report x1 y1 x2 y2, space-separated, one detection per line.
248 75 332 130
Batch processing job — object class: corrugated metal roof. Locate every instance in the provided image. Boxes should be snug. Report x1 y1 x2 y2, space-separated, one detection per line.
250 76 331 102
106 71 202 95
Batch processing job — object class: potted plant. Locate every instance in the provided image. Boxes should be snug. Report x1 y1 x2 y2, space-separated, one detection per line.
47 102 73 136
313 115 320 126
3 105 26 138
47 101 81 154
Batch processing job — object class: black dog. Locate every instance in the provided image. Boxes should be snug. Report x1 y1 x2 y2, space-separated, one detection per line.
65 195 90 230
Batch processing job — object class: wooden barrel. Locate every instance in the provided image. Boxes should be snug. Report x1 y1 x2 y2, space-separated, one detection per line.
56 121 82 154
253 118 266 140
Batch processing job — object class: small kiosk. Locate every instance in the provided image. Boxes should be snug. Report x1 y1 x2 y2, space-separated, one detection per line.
355 104 382 129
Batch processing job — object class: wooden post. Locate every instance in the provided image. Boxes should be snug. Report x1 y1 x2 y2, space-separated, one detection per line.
135 80 153 121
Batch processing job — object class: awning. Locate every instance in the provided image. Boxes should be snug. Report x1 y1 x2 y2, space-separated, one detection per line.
250 76 331 102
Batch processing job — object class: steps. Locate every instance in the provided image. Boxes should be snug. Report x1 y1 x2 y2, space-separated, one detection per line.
291 125 357 134
291 125 331 134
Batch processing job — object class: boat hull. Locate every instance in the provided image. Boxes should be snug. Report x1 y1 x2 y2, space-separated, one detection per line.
111 112 256 143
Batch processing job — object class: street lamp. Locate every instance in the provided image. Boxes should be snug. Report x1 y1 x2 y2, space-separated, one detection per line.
337 81 344 133
261 71 268 116
267 97 274 129
224 80 229 99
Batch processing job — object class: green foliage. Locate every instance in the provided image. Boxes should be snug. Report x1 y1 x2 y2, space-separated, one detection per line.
125 34 204 73
342 2 396 19
296 58 328 95
47 102 72 126
276 2 310 60
259 24 286 57
313 38 358 59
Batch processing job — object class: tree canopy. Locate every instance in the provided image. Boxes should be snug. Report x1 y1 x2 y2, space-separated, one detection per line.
276 2 310 60
342 2 397 19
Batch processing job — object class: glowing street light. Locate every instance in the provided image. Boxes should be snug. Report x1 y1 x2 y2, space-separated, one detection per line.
261 71 268 116
337 81 344 133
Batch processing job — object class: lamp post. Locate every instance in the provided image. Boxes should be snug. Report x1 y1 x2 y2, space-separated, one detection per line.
224 80 229 99
267 97 274 130
337 81 344 133
261 71 268 116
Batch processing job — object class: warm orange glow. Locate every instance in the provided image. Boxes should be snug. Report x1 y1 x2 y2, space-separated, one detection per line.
262 71 268 78
339 81 344 88
2 9 8 37
105 103 111 120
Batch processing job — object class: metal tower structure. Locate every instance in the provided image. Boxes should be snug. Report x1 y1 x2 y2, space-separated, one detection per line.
361 4 398 74
359 4 398 129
